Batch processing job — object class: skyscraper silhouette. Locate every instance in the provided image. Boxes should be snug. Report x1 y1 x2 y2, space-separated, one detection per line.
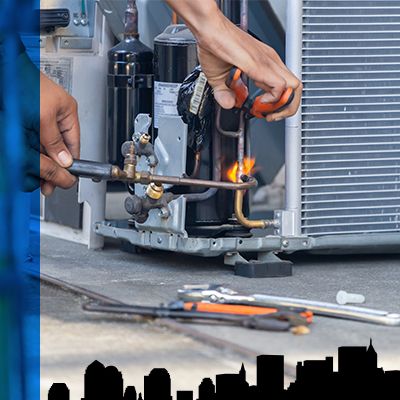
144 368 173 400
124 386 137 400
288 356 334 397
177 390 193 400
239 363 246 382
198 378 215 400
257 355 284 397
49 341 399 400
48 383 70 400
215 364 249 400
83 360 106 400
104 365 124 399
366 339 378 370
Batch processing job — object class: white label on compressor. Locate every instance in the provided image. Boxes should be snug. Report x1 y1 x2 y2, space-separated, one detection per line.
154 81 181 128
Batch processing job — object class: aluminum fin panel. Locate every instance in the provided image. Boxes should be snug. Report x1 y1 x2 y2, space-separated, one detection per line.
301 0 400 236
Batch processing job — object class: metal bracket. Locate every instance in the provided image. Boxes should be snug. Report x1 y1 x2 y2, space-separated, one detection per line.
275 209 299 236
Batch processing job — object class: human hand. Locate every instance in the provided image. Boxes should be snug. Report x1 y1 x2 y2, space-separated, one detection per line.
39 72 80 196
194 14 302 122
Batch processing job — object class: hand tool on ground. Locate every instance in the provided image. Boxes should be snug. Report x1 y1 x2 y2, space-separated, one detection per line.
177 285 400 327
182 302 313 325
226 67 295 119
82 301 293 332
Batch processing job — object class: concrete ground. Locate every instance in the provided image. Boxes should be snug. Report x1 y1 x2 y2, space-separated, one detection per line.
40 283 260 399
39 234 400 399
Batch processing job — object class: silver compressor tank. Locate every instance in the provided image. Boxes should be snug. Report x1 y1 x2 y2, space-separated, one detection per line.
153 24 197 137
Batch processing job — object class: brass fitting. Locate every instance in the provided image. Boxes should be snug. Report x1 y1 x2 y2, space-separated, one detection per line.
139 133 151 145
234 190 270 230
123 142 137 180
146 182 164 200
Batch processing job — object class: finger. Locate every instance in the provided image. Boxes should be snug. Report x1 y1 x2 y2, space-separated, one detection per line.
40 154 76 189
266 83 303 122
58 99 81 159
41 180 55 197
40 114 73 168
213 85 236 109
253 75 287 103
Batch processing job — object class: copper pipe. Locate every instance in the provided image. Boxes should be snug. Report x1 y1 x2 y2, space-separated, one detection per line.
189 151 201 178
136 172 257 191
107 164 256 190
234 190 273 229
69 159 256 191
215 107 240 138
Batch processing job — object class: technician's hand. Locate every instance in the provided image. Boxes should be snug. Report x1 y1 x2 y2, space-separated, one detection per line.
197 23 302 122
165 0 302 122
40 72 80 196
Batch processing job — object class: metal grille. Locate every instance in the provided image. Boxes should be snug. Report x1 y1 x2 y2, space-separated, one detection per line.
301 0 400 236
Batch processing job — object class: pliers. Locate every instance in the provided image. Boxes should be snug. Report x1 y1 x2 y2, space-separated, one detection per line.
226 67 295 119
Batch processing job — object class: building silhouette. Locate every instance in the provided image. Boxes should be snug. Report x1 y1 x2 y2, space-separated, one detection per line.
198 378 215 400
144 368 172 400
49 341 400 400
257 355 284 398
176 391 193 400
215 364 249 400
124 386 137 400
48 383 69 400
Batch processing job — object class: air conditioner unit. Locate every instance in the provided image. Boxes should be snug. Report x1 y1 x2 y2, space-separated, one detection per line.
281 0 400 253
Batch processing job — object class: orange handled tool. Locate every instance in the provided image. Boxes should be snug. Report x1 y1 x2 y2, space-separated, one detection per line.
184 302 313 324
226 67 295 119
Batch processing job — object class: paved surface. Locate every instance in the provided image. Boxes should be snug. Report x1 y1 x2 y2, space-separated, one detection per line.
40 283 260 399
39 234 400 397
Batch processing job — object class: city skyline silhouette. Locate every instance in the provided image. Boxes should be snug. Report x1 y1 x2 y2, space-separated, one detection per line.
48 341 400 399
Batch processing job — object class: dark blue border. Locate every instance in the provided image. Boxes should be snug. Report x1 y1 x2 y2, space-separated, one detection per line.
0 1 40 399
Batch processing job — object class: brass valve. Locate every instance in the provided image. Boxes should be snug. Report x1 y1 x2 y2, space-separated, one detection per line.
139 133 151 145
123 142 137 179
146 182 164 200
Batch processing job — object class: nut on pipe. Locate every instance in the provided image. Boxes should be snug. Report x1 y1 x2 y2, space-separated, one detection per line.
139 133 151 145
146 182 164 200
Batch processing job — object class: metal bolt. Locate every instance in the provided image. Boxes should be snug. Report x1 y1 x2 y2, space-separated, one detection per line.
282 240 289 248
336 290 365 305
157 237 162 244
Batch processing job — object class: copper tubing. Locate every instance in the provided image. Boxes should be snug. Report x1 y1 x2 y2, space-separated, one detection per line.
137 172 257 191
109 165 256 190
234 190 273 229
69 159 255 191
189 151 201 178
215 107 241 138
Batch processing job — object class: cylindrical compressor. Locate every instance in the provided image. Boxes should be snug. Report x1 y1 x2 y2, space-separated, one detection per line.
153 24 197 136
107 0 153 166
